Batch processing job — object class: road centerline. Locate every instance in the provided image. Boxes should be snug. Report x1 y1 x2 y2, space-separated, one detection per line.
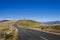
40 36 48 40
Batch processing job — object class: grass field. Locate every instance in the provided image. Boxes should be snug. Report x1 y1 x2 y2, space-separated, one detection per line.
17 20 60 34
0 20 19 40
18 20 44 28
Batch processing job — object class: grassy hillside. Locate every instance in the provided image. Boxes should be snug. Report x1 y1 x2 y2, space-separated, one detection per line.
17 20 60 33
18 20 44 28
44 25 60 33
0 20 19 40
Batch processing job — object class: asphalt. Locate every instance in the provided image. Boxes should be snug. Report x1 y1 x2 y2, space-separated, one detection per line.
14 22 60 40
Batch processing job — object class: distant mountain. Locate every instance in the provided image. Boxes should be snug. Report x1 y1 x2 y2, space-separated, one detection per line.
0 20 9 22
43 21 60 24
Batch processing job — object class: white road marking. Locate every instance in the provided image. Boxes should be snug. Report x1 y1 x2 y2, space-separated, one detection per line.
40 36 48 40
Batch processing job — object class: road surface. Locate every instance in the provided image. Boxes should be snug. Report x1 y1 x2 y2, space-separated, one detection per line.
14 22 60 40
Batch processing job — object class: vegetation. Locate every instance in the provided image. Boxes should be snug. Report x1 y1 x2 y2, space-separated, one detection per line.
0 20 60 40
17 20 60 33
18 20 44 28
44 25 60 33
0 21 19 40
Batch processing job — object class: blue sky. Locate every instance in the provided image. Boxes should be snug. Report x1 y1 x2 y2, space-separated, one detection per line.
0 0 60 22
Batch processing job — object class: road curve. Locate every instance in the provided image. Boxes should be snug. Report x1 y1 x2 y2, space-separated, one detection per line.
14 21 60 40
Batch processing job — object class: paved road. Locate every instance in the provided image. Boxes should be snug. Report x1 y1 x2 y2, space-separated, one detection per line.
14 22 60 40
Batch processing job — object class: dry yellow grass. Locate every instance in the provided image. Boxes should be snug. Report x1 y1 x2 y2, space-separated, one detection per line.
0 20 19 40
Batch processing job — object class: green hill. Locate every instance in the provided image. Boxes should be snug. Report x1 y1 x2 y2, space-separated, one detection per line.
17 20 44 28
17 20 60 33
